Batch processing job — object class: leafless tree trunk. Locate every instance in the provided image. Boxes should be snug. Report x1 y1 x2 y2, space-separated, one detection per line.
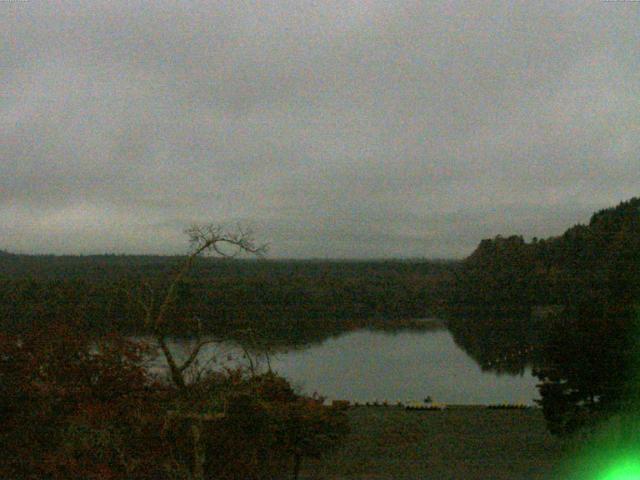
147 224 266 389
137 224 266 480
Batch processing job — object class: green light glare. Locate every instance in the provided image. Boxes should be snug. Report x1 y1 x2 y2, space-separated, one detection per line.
560 309 640 480
560 414 640 480
600 458 640 480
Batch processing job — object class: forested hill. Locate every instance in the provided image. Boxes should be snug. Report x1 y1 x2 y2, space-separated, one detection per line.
450 197 640 315
0 253 457 334
0 252 456 282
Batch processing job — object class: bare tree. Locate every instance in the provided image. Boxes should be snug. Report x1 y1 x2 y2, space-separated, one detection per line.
137 224 265 390
136 224 266 480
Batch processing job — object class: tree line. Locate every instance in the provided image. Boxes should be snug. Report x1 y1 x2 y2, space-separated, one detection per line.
0 254 455 340
448 197 640 317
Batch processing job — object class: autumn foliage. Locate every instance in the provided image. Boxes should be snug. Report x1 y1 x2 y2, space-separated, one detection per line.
0 323 167 479
0 324 348 479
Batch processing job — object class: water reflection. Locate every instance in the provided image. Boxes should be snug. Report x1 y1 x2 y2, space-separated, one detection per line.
446 314 541 375
144 318 541 405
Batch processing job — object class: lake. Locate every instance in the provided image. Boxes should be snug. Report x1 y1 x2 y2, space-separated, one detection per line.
146 324 540 405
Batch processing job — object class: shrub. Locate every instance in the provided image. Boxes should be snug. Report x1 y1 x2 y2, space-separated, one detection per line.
1 326 348 479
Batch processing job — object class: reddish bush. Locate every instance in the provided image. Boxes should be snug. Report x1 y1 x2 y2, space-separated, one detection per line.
1 326 349 480
0 323 169 480
170 370 350 480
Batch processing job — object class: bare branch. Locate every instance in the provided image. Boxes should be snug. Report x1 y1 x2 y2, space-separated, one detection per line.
178 339 218 373
158 335 186 390
149 223 266 393
184 223 268 258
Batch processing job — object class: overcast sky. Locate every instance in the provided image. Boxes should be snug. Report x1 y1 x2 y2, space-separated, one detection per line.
2 1 639 258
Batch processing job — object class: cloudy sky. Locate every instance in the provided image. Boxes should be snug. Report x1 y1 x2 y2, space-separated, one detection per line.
2 1 639 258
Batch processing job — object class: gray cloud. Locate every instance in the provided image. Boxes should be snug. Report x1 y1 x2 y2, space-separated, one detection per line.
2 1 639 257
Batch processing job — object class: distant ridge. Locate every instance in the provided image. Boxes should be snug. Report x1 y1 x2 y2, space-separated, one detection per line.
0 250 455 263
455 196 640 315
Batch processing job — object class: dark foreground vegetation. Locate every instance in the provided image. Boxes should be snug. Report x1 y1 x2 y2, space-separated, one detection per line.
0 321 349 479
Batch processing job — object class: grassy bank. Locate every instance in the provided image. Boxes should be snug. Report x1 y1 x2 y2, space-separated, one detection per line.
301 405 568 480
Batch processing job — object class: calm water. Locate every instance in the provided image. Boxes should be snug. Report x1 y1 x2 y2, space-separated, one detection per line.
147 328 540 405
